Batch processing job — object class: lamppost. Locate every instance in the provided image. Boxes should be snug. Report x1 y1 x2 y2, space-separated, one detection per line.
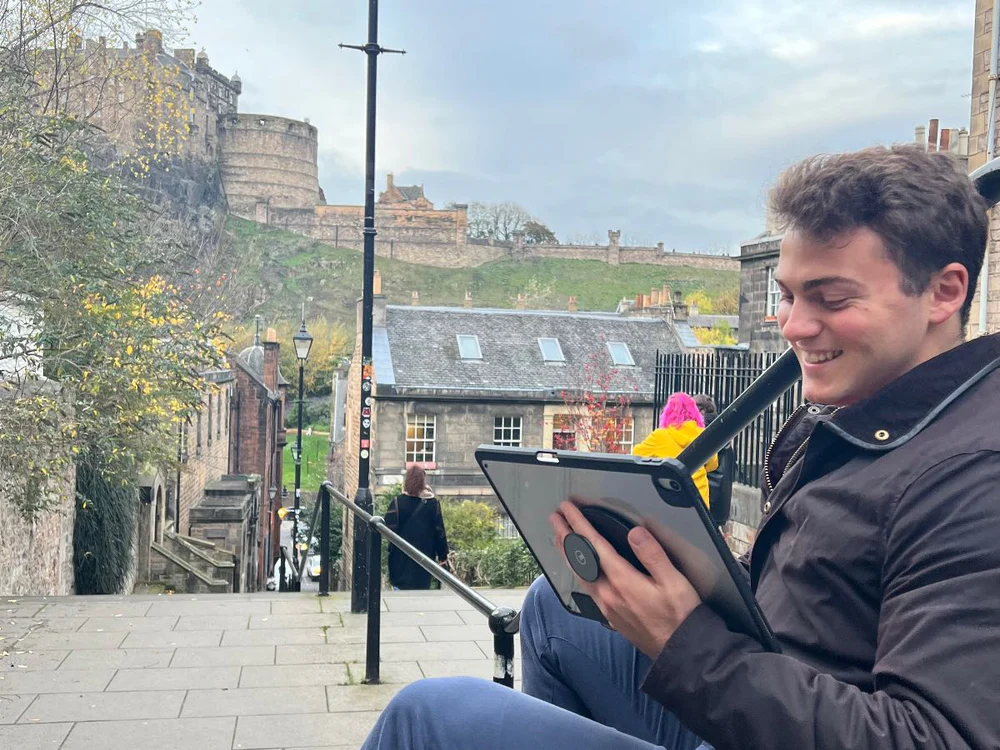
340 0 405 615
291 311 313 591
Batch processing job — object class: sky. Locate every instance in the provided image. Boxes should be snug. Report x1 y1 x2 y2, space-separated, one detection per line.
188 0 976 253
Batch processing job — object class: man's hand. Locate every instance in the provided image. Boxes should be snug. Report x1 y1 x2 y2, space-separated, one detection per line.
552 500 701 660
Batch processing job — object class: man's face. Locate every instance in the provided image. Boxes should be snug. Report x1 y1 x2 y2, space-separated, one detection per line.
775 227 938 406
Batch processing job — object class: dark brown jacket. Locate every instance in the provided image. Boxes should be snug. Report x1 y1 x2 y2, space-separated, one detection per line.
642 334 1000 749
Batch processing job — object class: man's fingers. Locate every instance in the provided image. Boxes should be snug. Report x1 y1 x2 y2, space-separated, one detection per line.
558 500 633 576
627 526 678 585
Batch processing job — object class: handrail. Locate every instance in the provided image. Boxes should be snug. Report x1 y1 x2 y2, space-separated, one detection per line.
319 480 519 687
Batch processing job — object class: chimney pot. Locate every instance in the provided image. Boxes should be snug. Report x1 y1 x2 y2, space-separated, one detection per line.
939 127 951 152
516 294 526 311
643 294 652 309
650 289 660 306
927 119 939 152
410 290 419 306
915 125 927 149
959 128 970 156
568 295 578 313
635 294 643 310
464 290 473 308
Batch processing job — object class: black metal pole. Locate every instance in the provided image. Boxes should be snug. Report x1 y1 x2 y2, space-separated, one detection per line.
319 485 331 596
293 359 305 592
279 550 287 593
341 0 405 615
364 521 382 683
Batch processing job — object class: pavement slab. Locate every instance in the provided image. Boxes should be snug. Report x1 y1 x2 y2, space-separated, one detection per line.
0 588 528 749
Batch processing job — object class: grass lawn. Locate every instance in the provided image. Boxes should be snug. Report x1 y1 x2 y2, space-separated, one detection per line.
282 432 330 497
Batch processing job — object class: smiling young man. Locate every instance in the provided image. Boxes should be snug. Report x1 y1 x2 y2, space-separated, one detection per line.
361 145 1000 750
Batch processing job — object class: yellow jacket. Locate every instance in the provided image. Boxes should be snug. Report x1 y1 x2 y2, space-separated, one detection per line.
632 421 718 507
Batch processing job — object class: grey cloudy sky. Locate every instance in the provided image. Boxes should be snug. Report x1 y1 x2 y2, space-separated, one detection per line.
191 0 975 251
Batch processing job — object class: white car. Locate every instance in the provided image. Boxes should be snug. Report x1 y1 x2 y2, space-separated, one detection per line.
306 554 322 581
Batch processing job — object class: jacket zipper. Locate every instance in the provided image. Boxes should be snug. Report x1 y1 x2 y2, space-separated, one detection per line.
763 405 846 495
763 404 808 494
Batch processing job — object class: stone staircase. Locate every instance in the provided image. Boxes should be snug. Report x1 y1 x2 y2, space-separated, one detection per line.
148 531 236 594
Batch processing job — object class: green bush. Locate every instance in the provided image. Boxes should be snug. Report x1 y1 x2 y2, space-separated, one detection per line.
440 500 497 552
449 537 540 588
74 450 138 595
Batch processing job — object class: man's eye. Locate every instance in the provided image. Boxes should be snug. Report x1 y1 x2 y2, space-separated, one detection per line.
821 298 850 310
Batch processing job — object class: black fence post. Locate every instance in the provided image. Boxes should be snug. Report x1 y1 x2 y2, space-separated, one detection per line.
364 519 382 684
319 486 331 597
279 551 287 593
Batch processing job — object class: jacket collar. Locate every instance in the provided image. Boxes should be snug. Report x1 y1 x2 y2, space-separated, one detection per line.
824 333 1000 451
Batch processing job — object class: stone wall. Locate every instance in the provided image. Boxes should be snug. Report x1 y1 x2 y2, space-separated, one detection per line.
737 237 787 353
0 466 77 595
722 483 762 557
177 375 234 536
219 113 323 218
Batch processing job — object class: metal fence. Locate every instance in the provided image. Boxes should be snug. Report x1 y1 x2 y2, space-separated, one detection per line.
653 349 803 488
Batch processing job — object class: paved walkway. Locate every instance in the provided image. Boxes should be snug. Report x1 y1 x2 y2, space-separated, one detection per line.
0 588 528 749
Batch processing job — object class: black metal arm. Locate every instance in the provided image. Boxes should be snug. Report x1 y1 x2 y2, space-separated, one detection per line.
320 481 519 687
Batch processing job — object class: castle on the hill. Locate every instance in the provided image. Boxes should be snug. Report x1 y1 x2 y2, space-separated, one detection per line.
59 29 736 273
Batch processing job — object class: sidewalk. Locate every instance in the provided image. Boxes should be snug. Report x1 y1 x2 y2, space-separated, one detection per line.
0 588 528 749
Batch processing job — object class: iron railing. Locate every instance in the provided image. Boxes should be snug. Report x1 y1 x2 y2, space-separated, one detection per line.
653 349 803 488
317 481 520 688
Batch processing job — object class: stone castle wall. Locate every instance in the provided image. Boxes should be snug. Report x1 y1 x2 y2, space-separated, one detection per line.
218 114 323 218
262 205 738 271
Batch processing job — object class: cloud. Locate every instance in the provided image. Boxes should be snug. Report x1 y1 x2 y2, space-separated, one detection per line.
188 0 975 251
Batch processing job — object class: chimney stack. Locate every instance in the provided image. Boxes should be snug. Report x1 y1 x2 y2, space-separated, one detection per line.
515 294 526 311
386 173 394 191
410 290 419 306
927 119 939 152
463 290 473 308
568 295 578 313
263 327 280 390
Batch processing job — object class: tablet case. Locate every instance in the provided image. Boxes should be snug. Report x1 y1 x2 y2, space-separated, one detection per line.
476 447 780 653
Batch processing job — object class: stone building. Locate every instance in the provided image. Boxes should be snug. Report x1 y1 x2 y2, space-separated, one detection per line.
226 323 289 589
337 285 688 589
969 0 1000 337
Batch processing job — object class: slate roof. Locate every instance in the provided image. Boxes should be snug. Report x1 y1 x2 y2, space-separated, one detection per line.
375 305 685 399
397 185 425 202
688 314 739 329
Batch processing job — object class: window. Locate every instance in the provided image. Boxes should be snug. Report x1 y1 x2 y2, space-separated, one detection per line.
766 266 782 318
552 414 577 450
457 334 482 360
493 416 522 447
405 414 436 465
538 337 565 362
617 418 635 453
606 341 635 366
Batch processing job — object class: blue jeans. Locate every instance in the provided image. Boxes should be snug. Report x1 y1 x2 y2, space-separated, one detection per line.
361 577 706 750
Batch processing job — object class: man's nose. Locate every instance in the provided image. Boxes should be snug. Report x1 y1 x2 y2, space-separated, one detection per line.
779 300 822 344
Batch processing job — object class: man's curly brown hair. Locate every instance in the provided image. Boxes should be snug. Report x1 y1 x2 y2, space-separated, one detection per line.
768 145 988 326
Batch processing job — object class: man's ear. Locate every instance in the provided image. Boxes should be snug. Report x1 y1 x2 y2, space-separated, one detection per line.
927 262 969 325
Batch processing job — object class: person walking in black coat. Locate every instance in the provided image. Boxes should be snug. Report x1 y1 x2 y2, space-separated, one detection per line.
384 465 449 590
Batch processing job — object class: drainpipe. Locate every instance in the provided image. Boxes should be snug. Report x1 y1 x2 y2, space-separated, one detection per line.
982 0 1000 336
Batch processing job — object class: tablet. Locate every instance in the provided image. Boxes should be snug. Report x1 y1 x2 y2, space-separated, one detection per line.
475 446 780 652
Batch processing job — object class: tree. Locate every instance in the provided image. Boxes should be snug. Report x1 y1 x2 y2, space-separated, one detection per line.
694 321 738 346
228 316 351 398
467 201 531 242
559 340 639 454
0 36 225 518
522 219 558 245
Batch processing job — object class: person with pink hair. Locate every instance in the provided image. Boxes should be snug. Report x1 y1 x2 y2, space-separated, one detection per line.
632 392 718 506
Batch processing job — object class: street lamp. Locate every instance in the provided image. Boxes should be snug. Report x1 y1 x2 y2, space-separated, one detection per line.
291 308 313 591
